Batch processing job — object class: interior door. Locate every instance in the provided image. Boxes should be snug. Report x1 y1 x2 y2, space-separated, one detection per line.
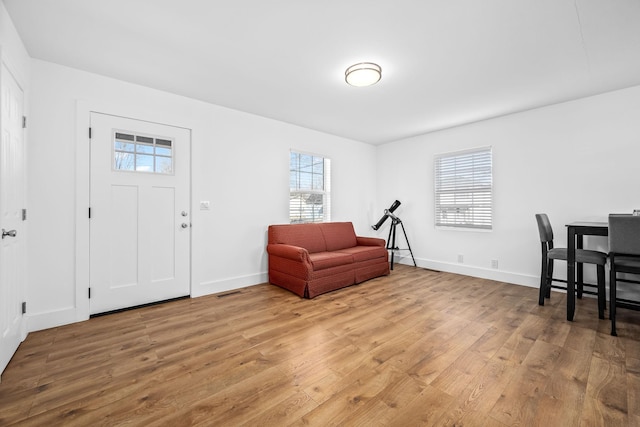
0 64 26 377
89 113 191 315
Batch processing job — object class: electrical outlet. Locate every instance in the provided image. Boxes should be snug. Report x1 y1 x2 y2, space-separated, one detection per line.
491 259 499 269
457 254 464 263
200 201 211 210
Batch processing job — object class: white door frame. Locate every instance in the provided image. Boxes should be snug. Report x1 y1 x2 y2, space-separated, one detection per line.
75 100 193 322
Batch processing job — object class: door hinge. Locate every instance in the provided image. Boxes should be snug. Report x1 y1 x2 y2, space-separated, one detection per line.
22 208 27 221
88 207 92 219
88 288 91 299
22 116 27 129
22 301 26 314
89 127 92 139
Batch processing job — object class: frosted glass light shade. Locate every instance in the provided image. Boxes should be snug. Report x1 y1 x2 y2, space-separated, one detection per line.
345 62 382 87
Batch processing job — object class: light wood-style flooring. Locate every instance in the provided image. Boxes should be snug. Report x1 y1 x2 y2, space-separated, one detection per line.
1 265 639 426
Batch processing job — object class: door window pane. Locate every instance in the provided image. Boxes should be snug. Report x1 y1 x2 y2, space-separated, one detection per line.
136 154 154 172
115 141 135 152
156 156 172 174
114 152 135 171
136 144 154 154
156 146 172 156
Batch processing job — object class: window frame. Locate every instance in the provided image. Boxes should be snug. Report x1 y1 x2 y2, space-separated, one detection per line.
112 130 174 175
289 150 331 224
434 146 493 230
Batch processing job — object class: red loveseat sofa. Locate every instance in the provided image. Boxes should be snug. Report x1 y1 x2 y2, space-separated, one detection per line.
267 222 390 298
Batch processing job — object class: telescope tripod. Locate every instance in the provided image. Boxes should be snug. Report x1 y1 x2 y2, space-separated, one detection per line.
386 216 416 270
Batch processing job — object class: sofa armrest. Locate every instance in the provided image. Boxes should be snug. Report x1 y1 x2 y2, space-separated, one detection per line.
267 244 311 263
356 236 386 247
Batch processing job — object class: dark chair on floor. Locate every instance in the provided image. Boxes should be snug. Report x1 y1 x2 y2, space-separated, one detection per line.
535 213 607 318
608 214 640 336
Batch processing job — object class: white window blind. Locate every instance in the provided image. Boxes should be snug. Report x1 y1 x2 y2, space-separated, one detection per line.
289 151 331 223
434 147 493 230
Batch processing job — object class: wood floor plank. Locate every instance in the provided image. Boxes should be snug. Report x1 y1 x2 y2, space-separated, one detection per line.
240 389 318 426
299 363 404 426
388 383 455 426
627 354 640 420
543 347 590 411
338 373 425 426
1 264 639 426
429 349 490 397
583 355 629 424
443 358 517 417
525 393 579 427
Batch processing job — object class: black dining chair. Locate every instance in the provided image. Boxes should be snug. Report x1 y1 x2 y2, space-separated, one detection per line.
608 214 640 336
535 213 607 318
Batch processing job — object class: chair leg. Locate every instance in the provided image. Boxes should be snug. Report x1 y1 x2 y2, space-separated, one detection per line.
539 256 548 306
546 259 553 298
577 262 583 299
610 265 617 336
596 265 605 320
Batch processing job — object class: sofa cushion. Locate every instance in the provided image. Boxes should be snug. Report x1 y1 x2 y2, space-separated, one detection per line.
335 246 388 263
268 224 327 253
320 222 358 251
309 251 354 270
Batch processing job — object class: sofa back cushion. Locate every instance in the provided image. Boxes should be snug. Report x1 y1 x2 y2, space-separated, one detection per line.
320 222 358 251
268 223 327 253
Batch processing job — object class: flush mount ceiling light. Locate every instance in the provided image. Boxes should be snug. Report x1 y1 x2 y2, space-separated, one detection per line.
345 62 382 87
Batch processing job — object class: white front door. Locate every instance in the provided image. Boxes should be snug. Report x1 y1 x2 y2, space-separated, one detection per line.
0 64 26 377
89 113 191 315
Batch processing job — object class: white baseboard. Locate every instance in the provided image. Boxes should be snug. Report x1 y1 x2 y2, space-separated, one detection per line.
26 307 80 333
193 272 269 297
394 256 540 289
24 273 270 332
23 265 536 333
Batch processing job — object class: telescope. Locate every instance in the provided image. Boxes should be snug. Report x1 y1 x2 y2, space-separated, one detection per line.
372 200 401 230
372 200 416 270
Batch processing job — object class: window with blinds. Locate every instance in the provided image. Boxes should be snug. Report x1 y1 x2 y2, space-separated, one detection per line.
434 147 493 230
289 151 331 223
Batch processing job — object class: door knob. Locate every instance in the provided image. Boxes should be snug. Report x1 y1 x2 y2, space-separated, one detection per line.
2 229 17 239
181 223 189 229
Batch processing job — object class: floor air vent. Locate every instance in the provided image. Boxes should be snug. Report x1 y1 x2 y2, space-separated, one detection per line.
217 290 242 298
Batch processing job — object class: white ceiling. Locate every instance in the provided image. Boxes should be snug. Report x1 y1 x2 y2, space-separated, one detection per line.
4 0 640 145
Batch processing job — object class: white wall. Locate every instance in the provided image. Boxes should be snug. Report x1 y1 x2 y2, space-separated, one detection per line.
26 59 378 331
0 2 29 88
375 85 640 287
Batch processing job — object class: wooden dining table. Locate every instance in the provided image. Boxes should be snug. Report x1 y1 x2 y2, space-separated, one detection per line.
565 221 608 321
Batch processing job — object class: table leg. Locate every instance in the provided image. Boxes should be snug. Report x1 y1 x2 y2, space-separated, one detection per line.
576 235 583 299
567 227 576 321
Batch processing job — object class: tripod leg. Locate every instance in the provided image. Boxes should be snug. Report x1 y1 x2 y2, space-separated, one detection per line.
389 222 397 270
386 223 393 270
400 222 417 267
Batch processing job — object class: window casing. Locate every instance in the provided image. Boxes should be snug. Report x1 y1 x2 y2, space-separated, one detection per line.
434 147 493 230
289 151 331 223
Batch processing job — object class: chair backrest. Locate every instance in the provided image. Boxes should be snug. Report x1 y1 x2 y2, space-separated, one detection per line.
535 213 554 244
609 214 640 255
